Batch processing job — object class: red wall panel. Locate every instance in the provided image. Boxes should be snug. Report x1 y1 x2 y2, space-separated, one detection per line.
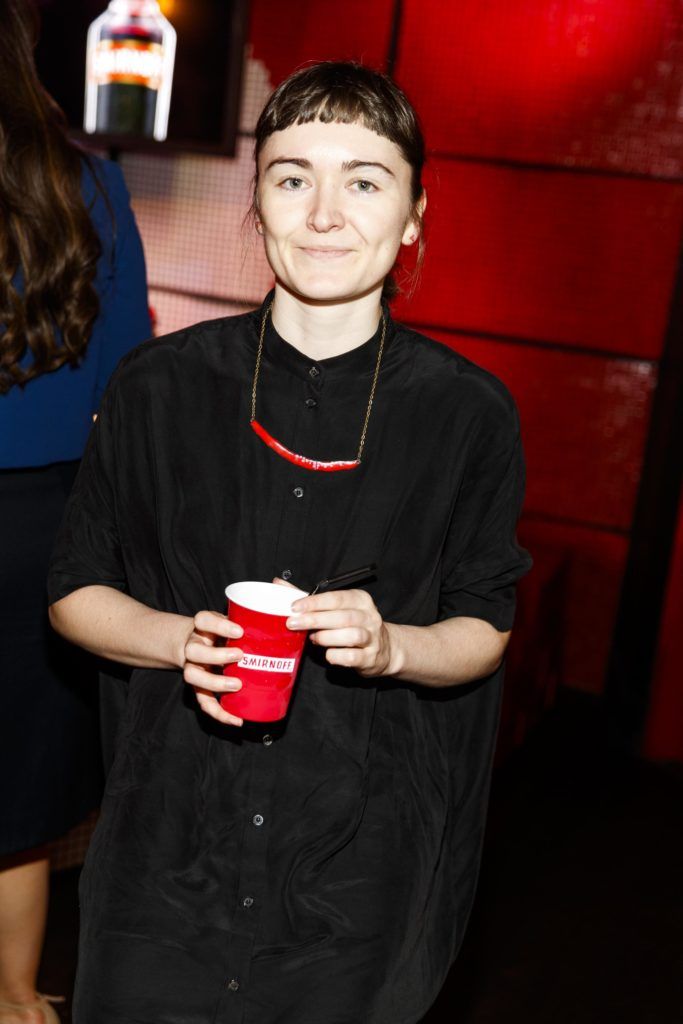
392 161 683 358
248 0 394 87
497 528 566 758
643 497 683 760
517 518 628 694
419 332 656 530
395 0 683 177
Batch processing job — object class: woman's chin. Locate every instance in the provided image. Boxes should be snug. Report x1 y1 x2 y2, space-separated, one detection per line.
277 276 383 306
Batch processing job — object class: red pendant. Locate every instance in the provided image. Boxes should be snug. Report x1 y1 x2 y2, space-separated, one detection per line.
250 420 359 472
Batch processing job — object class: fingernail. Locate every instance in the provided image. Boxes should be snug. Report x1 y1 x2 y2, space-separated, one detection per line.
287 615 303 628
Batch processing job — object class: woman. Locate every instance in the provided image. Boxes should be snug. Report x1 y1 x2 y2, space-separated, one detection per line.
49 62 531 1023
0 2 150 1022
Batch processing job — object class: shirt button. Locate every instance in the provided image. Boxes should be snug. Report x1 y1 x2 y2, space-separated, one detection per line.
252 813 264 827
281 569 292 581
242 896 254 908
309 366 320 378
262 734 273 746
228 978 239 992
293 487 304 498
305 398 317 408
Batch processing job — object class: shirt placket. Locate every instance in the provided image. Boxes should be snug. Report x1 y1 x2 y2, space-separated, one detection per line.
213 729 280 1022
273 362 323 589
215 363 324 1019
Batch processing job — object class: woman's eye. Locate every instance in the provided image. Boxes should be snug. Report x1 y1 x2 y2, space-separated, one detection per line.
281 177 305 190
353 180 377 193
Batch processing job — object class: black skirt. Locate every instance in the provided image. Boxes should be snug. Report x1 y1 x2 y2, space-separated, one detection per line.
0 461 102 856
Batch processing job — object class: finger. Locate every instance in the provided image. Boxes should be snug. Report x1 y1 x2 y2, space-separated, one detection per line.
194 610 244 639
291 588 374 614
325 647 365 668
189 630 215 647
184 662 243 693
309 627 372 649
194 688 243 727
272 577 299 589
286 608 368 632
184 641 244 667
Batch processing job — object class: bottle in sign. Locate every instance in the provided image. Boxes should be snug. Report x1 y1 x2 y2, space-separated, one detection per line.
84 0 176 141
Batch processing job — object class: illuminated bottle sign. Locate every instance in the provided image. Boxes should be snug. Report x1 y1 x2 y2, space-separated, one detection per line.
84 0 176 141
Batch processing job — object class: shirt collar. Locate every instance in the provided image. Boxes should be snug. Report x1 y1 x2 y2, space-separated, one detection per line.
250 291 397 383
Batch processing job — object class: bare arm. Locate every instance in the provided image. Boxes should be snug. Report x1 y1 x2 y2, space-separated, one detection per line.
286 588 509 688
49 586 192 669
49 586 247 725
383 617 508 686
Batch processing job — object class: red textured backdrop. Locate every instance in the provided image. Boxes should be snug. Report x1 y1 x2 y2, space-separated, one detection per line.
247 0 683 758
393 166 682 359
394 0 683 177
422 333 656 532
249 0 395 85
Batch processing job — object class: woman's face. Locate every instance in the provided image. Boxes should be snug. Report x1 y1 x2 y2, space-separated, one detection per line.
256 119 420 304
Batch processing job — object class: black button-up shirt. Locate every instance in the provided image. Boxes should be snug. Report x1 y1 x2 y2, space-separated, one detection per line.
49 295 531 1023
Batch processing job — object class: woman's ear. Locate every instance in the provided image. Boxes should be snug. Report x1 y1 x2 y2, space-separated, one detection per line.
252 188 264 234
401 190 427 247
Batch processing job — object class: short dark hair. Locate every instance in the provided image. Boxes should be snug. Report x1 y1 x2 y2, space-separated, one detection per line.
252 61 426 299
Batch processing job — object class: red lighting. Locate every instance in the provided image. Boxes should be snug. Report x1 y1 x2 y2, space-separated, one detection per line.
395 0 677 162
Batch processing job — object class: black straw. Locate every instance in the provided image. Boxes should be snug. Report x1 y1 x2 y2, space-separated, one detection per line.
309 564 377 596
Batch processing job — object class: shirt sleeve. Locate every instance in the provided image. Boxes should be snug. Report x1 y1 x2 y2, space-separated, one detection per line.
48 371 128 604
438 395 532 632
92 161 151 409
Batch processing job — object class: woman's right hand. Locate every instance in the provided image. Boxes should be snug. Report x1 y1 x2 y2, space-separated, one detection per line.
181 611 245 727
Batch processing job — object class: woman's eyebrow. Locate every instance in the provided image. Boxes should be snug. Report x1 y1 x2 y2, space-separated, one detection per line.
264 157 395 177
264 157 311 172
342 160 395 177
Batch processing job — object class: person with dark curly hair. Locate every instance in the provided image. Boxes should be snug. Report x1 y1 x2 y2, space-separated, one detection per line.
0 2 150 1021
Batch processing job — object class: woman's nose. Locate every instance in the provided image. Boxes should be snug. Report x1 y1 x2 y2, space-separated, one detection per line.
306 186 344 232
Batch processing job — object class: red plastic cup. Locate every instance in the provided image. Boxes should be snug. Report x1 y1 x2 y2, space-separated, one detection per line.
220 581 309 722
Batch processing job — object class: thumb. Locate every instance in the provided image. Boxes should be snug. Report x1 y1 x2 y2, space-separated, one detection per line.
272 577 298 589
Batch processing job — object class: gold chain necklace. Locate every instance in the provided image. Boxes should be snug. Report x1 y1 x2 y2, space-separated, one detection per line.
250 304 386 472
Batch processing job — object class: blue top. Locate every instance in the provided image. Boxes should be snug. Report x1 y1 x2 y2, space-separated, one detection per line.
0 156 151 468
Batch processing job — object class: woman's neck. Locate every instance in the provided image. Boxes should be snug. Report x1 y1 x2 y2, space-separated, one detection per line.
270 285 383 360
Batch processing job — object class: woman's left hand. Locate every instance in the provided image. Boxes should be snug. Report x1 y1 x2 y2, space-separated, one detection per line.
285 588 394 677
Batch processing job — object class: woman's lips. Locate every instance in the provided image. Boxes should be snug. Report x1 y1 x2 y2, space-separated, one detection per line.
299 247 353 259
